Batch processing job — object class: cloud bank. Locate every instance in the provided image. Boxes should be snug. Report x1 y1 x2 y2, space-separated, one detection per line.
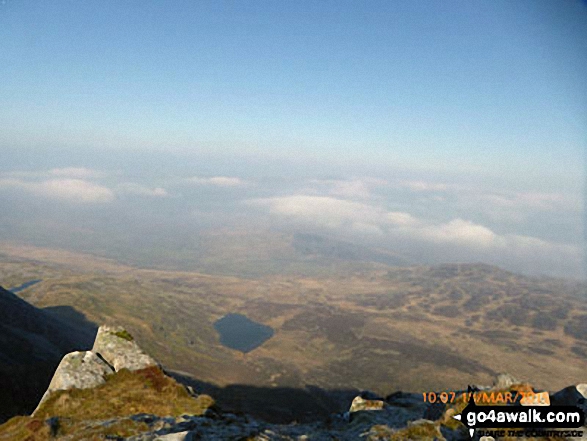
248 193 582 277
116 183 169 197
0 167 581 279
185 176 248 187
0 177 115 203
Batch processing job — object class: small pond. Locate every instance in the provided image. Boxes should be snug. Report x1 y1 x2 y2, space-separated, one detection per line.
214 313 274 353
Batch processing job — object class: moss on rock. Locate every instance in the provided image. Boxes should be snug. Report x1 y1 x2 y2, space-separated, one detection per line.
113 329 134 341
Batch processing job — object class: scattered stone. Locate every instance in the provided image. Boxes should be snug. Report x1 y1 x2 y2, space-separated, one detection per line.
349 395 385 413
551 386 582 406
551 385 587 415
358 390 384 400
492 373 519 389
440 424 466 441
45 417 60 437
93 325 158 372
130 414 158 425
390 419 444 440
16 322 587 441
154 431 193 441
423 401 445 421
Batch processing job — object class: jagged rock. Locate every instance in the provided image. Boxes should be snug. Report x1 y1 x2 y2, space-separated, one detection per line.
492 373 519 389
93 325 158 372
45 351 113 391
154 431 193 441
12 322 587 441
359 390 384 400
389 419 445 440
551 385 587 415
32 325 157 416
551 385 582 406
348 404 425 430
32 351 114 415
440 424 467 441
349 395 385 413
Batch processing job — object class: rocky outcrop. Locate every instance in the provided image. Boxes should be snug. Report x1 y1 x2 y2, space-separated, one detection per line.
32 325 157 416
93 325 158 372
0 286 97 423
33 351 113 414
492 372 520 389
349 395 385 413
551 384 587 412
5 327 586 441
44 351 114 391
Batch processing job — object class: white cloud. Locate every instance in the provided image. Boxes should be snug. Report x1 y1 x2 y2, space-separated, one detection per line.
36 179 115 203
480 191 580 212
329 180 372 199
0 177 114 203
249 194 580 266
248 195 417 233
351 222 384 235
117 183 169 197
385 211 419 227
48 167 106 179
399 180 449 192
185 176 247 187
307 177 389 199
416 218 497 248
0 178 25 188
2 167 106 180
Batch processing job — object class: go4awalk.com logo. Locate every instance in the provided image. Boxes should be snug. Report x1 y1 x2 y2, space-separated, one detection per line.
453 388 585 439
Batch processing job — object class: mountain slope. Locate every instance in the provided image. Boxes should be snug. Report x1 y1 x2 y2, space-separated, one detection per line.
2 325 585 441
1 244 586 412
0 286 97 423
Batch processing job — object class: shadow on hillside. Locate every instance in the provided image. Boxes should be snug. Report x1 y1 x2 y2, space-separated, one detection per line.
170 371 360 424
43 305 99 348
0 302 98 424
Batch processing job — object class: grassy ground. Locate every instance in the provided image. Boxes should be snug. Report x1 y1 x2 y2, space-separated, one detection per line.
1 243 585 398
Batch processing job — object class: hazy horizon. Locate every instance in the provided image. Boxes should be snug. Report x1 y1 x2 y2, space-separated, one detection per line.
0 1 585 279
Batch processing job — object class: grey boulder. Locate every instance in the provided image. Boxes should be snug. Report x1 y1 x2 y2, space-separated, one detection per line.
92 325 158 372
32 350 114 415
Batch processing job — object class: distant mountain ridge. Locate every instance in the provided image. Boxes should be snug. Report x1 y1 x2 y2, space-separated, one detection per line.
292 232 410 267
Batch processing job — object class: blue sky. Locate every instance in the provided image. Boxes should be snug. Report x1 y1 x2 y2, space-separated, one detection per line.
0 1 585 278
1 1 586 178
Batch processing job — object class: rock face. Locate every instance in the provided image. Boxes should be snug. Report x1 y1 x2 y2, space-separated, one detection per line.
32 325 157 416
45 351 114 391
32 351 114 415
93 325 158 372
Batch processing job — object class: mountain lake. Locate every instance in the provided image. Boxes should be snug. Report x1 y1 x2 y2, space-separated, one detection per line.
214 313 274 353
